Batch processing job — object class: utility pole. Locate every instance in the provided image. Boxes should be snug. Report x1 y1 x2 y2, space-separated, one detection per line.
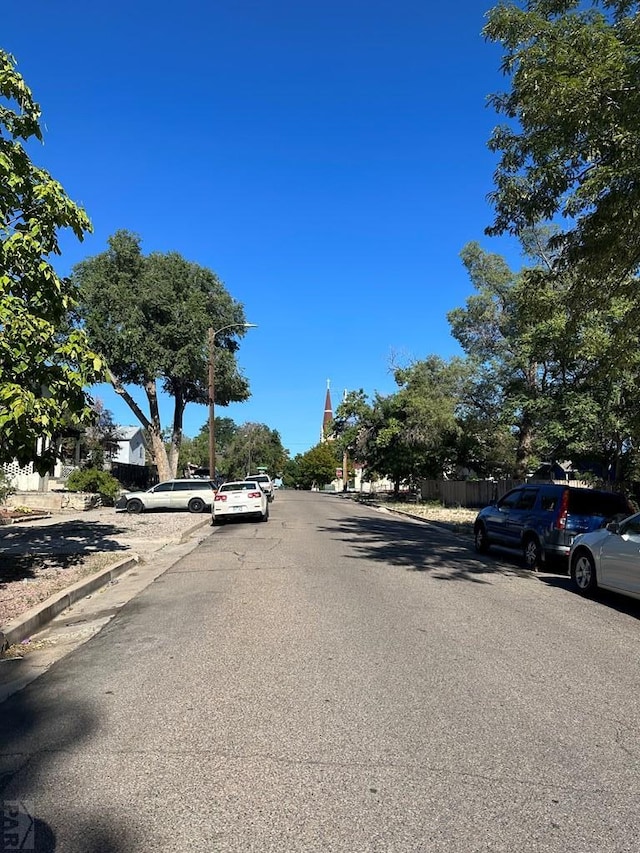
208 323 257 481
208 327 215 480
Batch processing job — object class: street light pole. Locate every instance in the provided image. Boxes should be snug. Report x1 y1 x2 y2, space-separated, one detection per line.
208 322 257 481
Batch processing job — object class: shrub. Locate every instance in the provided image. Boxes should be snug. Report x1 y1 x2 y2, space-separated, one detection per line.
66 468 121 505
0 469 15 504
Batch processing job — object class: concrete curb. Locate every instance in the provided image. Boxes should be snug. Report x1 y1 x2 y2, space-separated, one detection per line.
179 515 212 543
0 513 52 526
0 555 140 653
0 515 214 654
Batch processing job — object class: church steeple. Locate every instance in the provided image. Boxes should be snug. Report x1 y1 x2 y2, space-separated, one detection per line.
321 379 333 441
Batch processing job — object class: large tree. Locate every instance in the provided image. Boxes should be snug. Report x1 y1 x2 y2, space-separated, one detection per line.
178 417 237 474
73 231 251 481
450 234 640 480
0 50 103 473
285 442 339 490
484 0 640 283
449 239 574 475
221 422 287 480
334 359 465 493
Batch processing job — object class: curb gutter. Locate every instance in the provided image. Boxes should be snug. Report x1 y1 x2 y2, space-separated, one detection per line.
0 556 140 653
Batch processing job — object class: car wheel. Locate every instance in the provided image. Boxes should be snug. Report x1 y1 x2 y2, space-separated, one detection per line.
474 523 489 554
188 497 205 513
523 535 542 571
126 498 144 514
262 506 269 522
571 550 597 596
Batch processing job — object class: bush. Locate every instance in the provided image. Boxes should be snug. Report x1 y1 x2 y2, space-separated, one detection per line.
0 469 15 504
66 467 121 505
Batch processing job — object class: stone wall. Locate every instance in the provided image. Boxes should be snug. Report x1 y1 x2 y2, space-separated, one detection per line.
6 492 101 512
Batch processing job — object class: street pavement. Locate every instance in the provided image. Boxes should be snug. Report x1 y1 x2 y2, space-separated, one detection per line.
1 491 640 851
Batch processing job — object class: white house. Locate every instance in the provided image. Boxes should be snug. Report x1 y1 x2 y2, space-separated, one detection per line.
112 426 146 467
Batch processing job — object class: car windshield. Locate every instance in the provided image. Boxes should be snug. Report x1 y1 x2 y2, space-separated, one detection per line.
220 482 258 492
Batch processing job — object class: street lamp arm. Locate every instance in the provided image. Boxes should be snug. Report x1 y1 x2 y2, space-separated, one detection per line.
212 322 258 337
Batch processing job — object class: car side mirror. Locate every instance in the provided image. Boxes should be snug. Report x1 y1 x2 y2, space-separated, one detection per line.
606 521 620 533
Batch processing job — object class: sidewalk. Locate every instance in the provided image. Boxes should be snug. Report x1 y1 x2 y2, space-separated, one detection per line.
0 507 212 650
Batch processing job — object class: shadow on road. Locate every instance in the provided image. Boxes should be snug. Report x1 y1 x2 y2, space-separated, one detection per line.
538 573 640 620
320 512 536 583
0 671 140 851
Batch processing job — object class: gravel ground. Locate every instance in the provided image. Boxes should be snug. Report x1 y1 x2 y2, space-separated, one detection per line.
372 500 478 533
0 507 210 628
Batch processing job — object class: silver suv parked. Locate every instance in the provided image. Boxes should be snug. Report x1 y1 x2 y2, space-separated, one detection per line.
115 479 216 513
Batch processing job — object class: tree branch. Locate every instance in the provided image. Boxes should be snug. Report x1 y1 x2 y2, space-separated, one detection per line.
108 370 152 431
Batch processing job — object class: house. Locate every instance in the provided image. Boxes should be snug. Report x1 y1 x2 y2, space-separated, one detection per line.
111 426 146 467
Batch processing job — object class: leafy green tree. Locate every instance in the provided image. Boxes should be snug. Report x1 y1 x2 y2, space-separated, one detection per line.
454 369 518 478
449 240 571 475
292 442 339 490
72 231 251 481
177 417 237 474
221 422 287 480
484 0 640 283
0 49 103 473
451 234 640 480
335 359 465 494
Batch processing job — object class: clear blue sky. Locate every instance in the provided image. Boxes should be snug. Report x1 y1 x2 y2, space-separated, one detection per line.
5 1 521 457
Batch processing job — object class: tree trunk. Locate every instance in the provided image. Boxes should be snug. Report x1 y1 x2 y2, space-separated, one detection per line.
148 428 172 482
515 418 534 479
168 388 185 478
144 380 172 482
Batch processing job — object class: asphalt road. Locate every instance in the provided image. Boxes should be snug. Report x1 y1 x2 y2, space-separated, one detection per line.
1 491 639 852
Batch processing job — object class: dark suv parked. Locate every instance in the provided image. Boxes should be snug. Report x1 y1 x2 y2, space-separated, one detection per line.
473 484 632 570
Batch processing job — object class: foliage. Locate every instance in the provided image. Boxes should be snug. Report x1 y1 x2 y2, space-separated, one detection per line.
220 422 287 480
284 443 339 490
334 359 466 492
177 417 237 473
72 230 251 481
484 0 640 283
449 232 640 480
449 236 575 475
0 50 104 474
60 399 123 470
65 467 121 504
0 468 15 504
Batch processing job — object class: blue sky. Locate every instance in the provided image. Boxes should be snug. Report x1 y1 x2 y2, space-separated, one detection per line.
4 1 521 457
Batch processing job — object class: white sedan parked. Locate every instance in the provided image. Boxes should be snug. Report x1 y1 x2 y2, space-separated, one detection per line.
212 480 269 524
569 512 640 601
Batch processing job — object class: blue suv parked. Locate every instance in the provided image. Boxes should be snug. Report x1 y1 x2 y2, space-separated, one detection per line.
473 484 632 570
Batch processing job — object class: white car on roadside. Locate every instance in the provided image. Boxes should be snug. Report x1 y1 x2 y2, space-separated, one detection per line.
212 480 269 524
246 472 275 502
115 479 216 514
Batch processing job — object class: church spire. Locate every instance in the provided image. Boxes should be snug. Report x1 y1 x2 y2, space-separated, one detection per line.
321 379 333 441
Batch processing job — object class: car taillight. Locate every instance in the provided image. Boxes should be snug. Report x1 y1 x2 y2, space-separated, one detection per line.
248 491 262 498
214 494 227 502
555 489 569 529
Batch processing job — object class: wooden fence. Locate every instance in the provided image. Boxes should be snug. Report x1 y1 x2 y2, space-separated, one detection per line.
418 478 612 509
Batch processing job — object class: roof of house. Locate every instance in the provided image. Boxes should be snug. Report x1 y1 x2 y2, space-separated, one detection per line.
118 426 144 441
